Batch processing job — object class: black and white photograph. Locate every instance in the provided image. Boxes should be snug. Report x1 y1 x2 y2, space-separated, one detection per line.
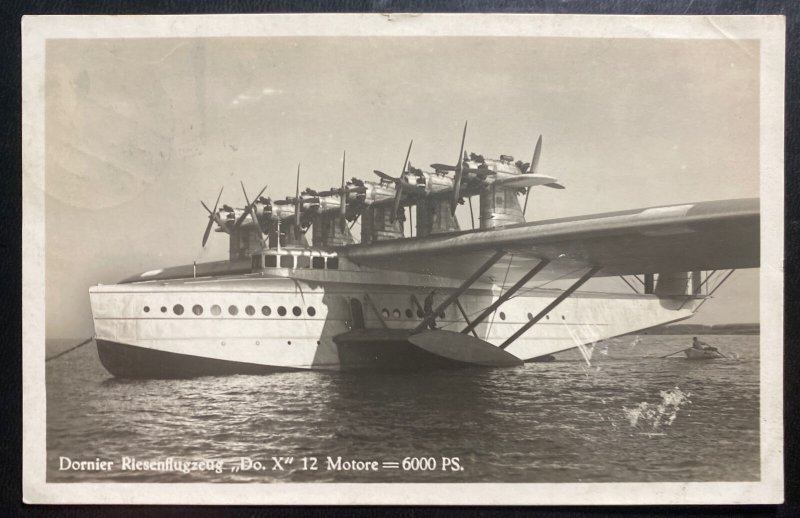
22 13 784 505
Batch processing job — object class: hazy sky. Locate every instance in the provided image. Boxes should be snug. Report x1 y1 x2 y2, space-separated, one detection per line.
44 36 761 338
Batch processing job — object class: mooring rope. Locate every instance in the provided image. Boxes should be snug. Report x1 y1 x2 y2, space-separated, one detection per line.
45 336 94 362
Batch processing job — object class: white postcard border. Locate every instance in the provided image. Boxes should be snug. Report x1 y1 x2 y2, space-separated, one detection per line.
22 13 785 505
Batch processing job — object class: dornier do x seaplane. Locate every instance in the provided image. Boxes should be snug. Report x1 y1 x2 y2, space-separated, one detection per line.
89 122 760 378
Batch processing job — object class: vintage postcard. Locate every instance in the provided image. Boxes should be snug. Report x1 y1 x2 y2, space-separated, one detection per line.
22 13 784 505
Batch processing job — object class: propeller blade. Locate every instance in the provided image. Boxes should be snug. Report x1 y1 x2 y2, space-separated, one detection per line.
523 137 542 216
235 182 252 228
201 186 224 247
235 182 268 230
391 186 403 224
248 189 266 241
250 204 263 240
402 139 413 175
349 212 360 230
252 184 269 204
202 217 214 247
340 151 347 221
430 163 456 171
295 163 301 227
530 135 542 175
451 121 468 215
544 182 566 189
523 187 531 216
390 140 413 224
212 186 223 213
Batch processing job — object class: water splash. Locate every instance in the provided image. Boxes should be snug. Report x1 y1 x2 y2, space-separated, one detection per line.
623 387 692 431
566 323 604 367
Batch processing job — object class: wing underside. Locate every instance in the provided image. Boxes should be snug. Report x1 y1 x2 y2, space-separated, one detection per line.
339 198 759 283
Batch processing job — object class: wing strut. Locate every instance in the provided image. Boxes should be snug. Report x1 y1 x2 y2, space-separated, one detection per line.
414 250 506 332
500 266 601 350
455 299 479 338
690 269 736 313
461 259 551 336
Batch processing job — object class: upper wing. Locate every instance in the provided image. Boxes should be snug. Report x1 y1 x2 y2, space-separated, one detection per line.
340 198 759 283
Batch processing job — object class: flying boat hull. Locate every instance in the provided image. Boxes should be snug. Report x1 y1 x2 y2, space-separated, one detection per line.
89 272 698 378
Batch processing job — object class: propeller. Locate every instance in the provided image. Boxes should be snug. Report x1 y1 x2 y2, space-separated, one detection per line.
200 186 224 247
451 121 468 215
234 182 268 230
523 135 542 215
371 139 414 224
240 182 269 243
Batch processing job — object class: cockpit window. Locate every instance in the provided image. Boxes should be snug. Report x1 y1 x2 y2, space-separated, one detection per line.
280 255 294 268
265 255 277 268
312 257 325 269
326 257 339 270
296 256 310 269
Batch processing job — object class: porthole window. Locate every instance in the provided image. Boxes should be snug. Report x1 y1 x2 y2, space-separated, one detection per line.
280 255 294 268
381 308 390 319
292 306 302 317
405 309 413 318
245 305 255 316
307 307 316 317
173 304 184 315
228 305 239 316
416 309 424 318
561 315 566 320
545 314 550 320
278 306 287 316
143 306 150 313
392 309 401 318
438 311 445 319
160 306 167 313
262 305 271 316
499 311 506 320
211 305 221 316
527 312 533 321
193 304 203 316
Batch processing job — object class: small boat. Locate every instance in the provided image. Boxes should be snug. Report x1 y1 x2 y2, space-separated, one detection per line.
684 348 720 360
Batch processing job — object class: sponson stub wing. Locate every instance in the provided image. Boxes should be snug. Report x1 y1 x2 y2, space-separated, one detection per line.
338 198 759 283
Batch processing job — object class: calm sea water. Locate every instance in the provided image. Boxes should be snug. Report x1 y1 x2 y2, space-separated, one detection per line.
45 335 759 483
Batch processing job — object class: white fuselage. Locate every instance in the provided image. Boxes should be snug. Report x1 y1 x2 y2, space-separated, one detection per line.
90 262 698 373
